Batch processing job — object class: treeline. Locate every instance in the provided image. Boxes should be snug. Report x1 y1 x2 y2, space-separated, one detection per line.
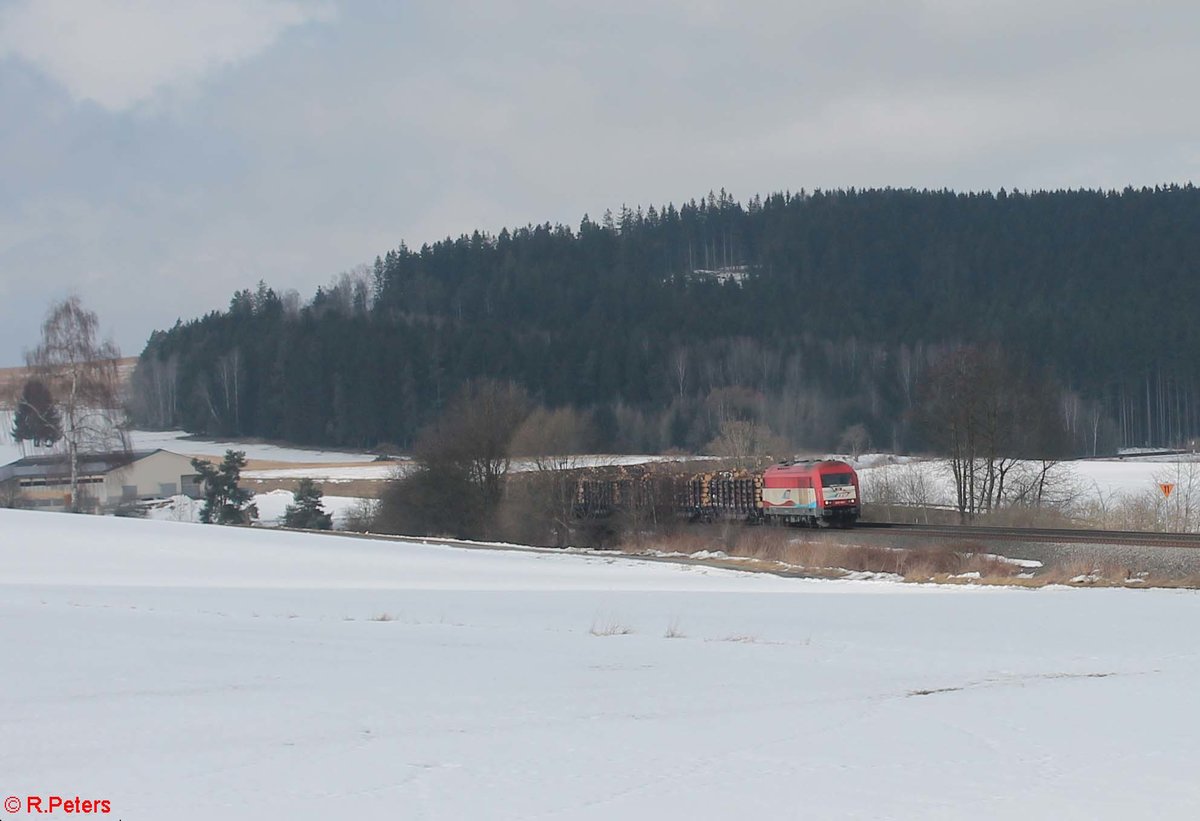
131 185 1200 454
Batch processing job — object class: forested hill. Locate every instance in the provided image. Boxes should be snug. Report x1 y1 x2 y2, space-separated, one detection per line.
132 186 1200 454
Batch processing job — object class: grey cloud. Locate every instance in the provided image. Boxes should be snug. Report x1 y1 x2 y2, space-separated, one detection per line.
0 0 334 110
1 1 1197 363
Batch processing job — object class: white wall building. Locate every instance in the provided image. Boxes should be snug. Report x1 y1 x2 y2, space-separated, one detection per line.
0 449 201 512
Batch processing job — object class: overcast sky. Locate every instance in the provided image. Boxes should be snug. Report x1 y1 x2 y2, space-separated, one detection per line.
1 0 1197 364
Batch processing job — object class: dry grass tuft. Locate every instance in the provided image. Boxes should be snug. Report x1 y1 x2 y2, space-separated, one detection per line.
894 542 1024 582
1035 557 1150 587
663 618 686 639
590 616 635 636
1136 572 1200 589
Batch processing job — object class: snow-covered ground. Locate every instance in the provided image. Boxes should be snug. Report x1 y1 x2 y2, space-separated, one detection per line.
509 454 702 472
1072 458 1197 498
241 463 404 482
240 454 692 482
127 429 378 463
4 509 1200 819
857 453 1200 505
0 417 378 466
144 490 371 529
245 488 370 529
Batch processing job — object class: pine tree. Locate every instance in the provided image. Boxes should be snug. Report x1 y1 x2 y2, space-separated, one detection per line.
282 478 333 530
192 450 255 524
12 379 62 447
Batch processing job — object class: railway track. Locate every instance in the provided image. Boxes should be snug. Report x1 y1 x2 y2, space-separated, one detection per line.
277 520 1200 581
293 520 1200 553
860 521 1200 549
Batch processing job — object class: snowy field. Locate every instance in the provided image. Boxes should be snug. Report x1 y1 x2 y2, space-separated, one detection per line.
0 417 377 466
240 454 692 482
241 463 402 482
856 452 1200 505
127 428 378 463
4 510 1200 819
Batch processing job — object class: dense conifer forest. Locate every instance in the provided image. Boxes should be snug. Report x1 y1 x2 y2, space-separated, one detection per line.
130 186 1200 455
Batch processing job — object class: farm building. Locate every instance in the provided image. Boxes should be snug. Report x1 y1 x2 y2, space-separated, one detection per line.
0 449 201 512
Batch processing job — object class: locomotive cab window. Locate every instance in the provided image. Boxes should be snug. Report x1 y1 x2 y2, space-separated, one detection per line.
821 473 853 487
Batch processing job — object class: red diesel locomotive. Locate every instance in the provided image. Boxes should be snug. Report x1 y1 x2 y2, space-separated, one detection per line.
759 459 861 527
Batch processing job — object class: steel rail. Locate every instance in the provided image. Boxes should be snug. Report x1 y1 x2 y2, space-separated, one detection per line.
859 521 1200 549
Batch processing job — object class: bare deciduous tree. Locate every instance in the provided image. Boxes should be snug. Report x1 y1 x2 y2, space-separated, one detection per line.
860 460 942 524
705 418 786 470
27 297 129 511
671 346 689 400
426 380 530 511
508 406 593 546
838 423 870 459
377 379 530 539
917 345 1068 521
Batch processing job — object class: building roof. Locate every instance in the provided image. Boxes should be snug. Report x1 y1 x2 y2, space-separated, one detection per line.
0 449 191 481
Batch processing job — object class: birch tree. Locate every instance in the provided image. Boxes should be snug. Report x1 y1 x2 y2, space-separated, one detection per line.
27 297 129 511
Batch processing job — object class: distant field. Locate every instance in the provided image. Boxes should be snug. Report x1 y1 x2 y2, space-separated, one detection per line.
129 429 378 464
0 357 138 407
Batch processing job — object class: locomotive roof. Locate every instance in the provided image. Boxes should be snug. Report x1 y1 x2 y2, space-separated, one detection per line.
765 459 854 473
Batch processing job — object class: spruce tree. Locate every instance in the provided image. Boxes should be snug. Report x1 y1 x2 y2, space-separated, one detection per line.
282 478 333 530
12 379 62 447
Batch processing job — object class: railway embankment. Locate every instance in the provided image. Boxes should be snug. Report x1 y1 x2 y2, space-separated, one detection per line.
853 523 1200 580
284 522 1200 590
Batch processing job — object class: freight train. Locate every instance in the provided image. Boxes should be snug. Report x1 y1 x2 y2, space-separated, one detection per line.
574 459 861 528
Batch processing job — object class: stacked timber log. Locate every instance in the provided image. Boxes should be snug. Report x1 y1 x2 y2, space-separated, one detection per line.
687 470 762 518
573 465 687 518
574 465 761 521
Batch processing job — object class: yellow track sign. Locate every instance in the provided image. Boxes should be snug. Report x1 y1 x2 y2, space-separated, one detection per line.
1160 483 1175 498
